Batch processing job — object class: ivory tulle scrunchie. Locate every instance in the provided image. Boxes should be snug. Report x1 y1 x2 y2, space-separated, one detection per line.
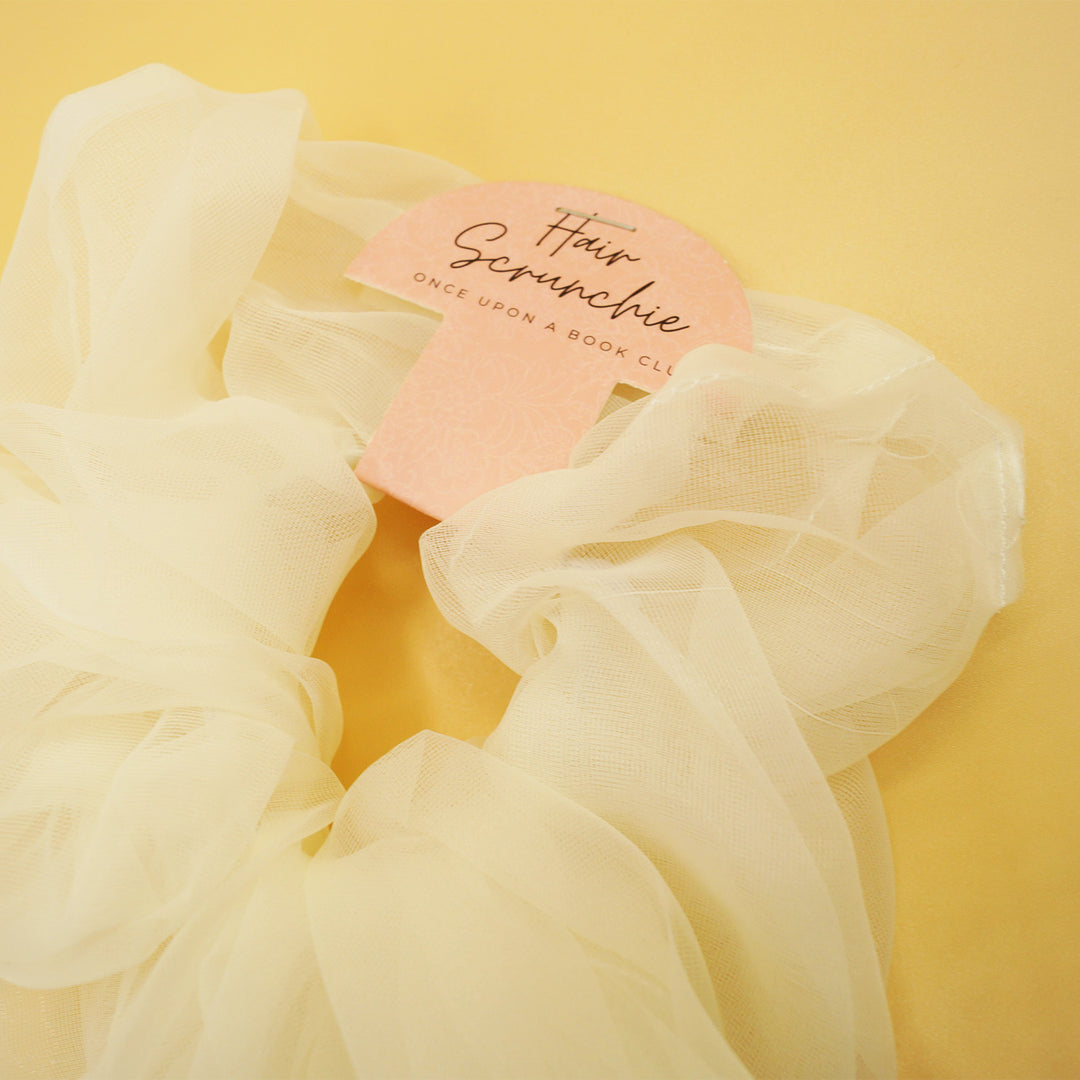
0 64 1022 1079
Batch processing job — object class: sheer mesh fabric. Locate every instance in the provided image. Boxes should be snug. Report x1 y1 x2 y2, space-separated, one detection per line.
0 64 1022 1079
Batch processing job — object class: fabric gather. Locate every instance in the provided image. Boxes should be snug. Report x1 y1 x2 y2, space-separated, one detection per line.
0 64 1023 1079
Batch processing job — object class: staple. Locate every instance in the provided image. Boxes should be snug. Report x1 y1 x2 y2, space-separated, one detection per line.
555 207 636 232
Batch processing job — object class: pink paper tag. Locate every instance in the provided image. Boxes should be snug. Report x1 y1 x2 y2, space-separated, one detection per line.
345 181 751 520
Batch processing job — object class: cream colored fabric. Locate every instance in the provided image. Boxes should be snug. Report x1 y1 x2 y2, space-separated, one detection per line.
0 64 1022 1079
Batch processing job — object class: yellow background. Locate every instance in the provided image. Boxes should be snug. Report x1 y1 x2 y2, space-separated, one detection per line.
0 2 1076 1076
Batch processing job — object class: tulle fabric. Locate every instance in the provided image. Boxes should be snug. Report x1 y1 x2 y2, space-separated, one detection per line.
0 64 1022 1079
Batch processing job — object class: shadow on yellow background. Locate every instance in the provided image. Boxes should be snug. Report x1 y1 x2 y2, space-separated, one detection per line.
1 3 1076 1077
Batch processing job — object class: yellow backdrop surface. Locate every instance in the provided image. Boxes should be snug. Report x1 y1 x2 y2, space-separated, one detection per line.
0 3 1076 1077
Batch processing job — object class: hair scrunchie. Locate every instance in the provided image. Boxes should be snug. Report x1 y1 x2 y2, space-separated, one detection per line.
0 64 1022 1080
